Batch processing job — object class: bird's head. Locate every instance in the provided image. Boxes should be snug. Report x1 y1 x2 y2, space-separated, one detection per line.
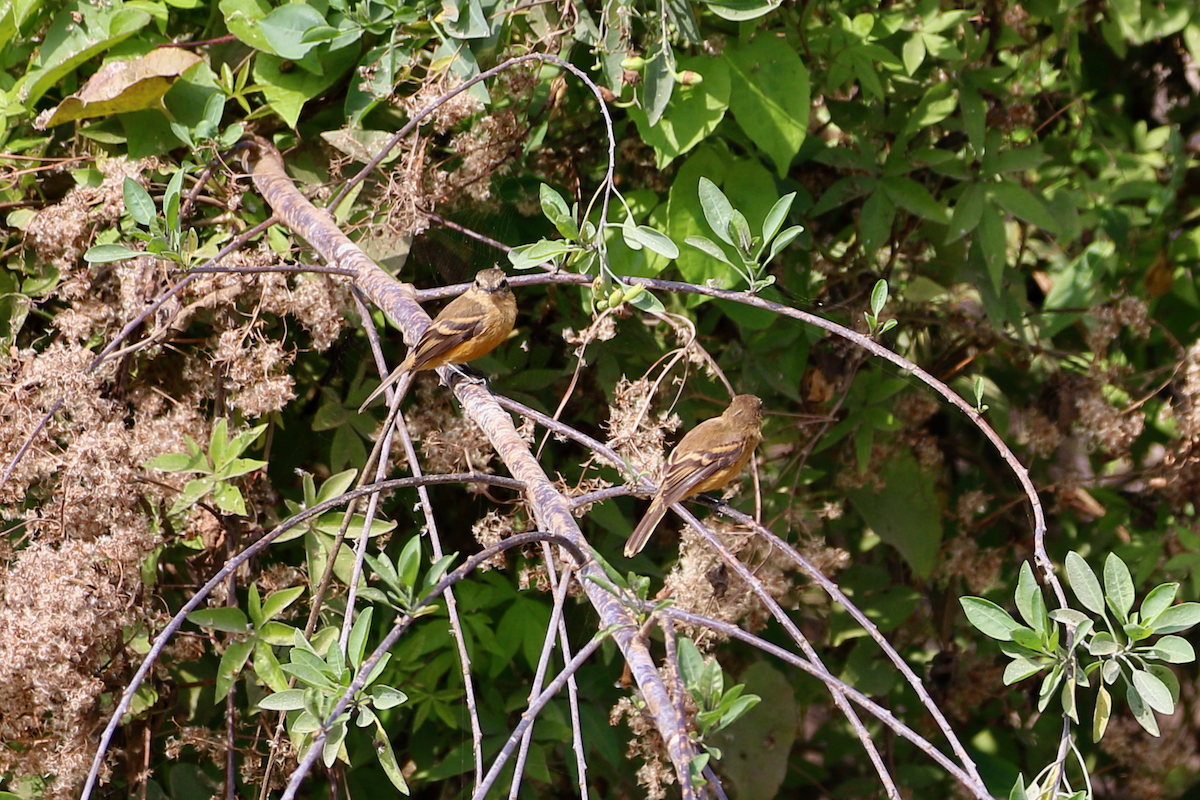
726 394 763 426
474 268 512 293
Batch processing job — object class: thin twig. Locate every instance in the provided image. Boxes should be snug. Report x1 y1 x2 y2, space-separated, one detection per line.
352 286 487 787
508 560 575 800
79 473 524 800
275 532 589 800
655 606 992 799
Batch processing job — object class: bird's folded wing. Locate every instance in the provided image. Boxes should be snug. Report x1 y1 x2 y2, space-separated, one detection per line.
659 443 733 504
407 312 486 369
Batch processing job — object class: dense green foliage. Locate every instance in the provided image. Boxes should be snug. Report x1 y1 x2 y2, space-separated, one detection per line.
6 0 1200 798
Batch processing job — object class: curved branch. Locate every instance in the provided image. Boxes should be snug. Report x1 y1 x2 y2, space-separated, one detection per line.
79 472 523 800
278 531 591 800
243 139 703 796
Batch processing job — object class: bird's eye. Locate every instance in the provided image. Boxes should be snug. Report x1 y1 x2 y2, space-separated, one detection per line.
500 279 509 288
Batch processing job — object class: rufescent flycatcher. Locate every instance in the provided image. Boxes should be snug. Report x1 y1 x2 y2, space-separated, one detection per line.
360 267 517 411
625 394 764 557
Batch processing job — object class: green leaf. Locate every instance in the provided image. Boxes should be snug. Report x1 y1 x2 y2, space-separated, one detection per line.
859 190 895 255
975 200 1007 294
347 607 373 670
1010 626 1043 651
698 177 736 247
1066 553 1106 615
1141 582 1180 625
397 536 422 591
761 192 796 245
1036 661 1065 711
281 661 338 691
258 3 326 60
1127 681 1160 736
372 717 410 793
702 0 781 22
869 280 888 318
902 34 925 75
221 0 275 53
1003 657 1044 685
1150 602 1200 634
908 82 957 132
1148 664 1180 705
724 37 809 175
368 684 409 710
1144 635 1194 663
323 718 347 767
626 225 679 259
216 638 254 699
260 586 305 624
677 637 707 689
144 451 201 472
253 640 290 693
1062 670 1078 722
1103 552 1135 622
22 3 152 108
539 184 578 240
946 182 983 243
188 607 250 632
627 54 731 169
845 450 942 577
960 597 1020 641
164 168 185 236
212 482 247 515
810 175 877 217
1093 684 1112 741
987 181 1061 234
880 176 948 223
643 41 676 127
767 226 803 262
254 42 361 128
1132 668 1174 715
1088 632 1118 656
1014 562 1046 634
258 688 308 711
258 622 298 646
123 177 155 227
668 145 776 290
959 81 985 153
984 145 1050 174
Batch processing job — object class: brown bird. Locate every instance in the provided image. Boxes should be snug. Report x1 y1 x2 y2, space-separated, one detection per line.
359 268 517 411
625 394 763 557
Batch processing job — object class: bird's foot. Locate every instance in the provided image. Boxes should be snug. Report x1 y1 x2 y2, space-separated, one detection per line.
445 364 489 386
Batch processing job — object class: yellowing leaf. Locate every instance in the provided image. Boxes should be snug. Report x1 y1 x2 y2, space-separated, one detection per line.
35 49 203 129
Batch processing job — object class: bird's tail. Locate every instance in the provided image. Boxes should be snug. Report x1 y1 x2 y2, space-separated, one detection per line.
359 364 414 413
624 496 669 557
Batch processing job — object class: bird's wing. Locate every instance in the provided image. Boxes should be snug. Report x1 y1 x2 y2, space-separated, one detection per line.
657 419 744 504
404 297 489 371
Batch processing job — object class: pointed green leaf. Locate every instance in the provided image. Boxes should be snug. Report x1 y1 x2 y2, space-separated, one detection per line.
1150 602 1200 634
698 177 736 246
1104 552 1135 623
988 181 1061 234
880 176 948 223
188 607 250 632
946 182 984 243
960 597 1020 640
1066 552 1107 616
724 36 810 174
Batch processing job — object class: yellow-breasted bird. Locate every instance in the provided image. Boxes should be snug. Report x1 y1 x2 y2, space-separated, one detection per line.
360 267 517 411
625 394 763 557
